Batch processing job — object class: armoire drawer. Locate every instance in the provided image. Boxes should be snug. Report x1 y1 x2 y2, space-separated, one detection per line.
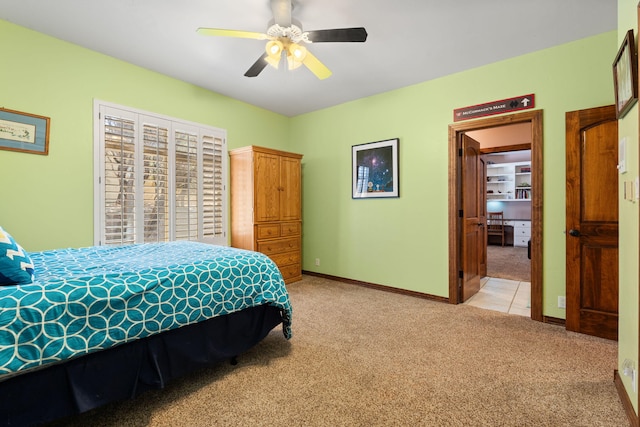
256 224 280 240
256 222 301 240
279 263 302 282
257 237 300 256
280 221 301 237
269 251 300 267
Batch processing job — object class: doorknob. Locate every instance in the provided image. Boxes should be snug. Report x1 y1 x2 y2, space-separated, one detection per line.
478 223 484 227
568 229 581 237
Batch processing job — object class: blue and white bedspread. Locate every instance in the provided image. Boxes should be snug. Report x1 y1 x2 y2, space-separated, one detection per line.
0 241 292 380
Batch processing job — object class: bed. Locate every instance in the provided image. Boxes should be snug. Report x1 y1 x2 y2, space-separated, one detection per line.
0 230 292 427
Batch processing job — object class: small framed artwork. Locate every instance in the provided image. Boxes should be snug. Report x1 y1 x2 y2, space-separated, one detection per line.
0 108 50 155
352 138 399 199
613 29 638 119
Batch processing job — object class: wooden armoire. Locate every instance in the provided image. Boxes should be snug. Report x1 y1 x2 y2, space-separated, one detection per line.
229 146 303 283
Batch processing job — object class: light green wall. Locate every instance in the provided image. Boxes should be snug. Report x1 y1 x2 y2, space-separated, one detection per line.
617 0 639 413
291 32 616 316
293 23 637 409
0 19 289 252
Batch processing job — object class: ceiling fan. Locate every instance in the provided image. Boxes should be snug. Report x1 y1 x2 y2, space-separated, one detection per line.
197 0 368 80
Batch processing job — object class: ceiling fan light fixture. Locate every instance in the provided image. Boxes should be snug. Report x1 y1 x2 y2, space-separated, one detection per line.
289 43 307 60
265 39 284 69
266 40 283 56
286 43 306 70
265 54 281 69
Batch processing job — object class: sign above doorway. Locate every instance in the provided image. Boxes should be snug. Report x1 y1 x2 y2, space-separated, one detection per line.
453 94 535 122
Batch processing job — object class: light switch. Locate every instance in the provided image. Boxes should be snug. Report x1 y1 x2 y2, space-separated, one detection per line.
624 181 633 201
618 137 627 174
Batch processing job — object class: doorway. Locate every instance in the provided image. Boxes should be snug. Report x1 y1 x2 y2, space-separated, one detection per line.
448 110 543 322
473 148 532 316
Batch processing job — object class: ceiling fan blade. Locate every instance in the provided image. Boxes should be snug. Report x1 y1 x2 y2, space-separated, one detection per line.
271 0 292 27
306 27 368 43
302 50 332 80
197 28 268 40
244 53 270 77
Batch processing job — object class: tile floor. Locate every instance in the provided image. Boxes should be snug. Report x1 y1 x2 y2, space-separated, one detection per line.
464 277 531 317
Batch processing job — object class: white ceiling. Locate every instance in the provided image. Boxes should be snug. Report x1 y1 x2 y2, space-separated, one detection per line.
0 0 617 117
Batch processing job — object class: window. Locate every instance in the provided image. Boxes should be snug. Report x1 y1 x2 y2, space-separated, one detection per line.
94 101 227 246
356 165 369 194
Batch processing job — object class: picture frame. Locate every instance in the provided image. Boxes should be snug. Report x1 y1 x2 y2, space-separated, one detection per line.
352 138 399 199
0 107 50 155
613 29 638 119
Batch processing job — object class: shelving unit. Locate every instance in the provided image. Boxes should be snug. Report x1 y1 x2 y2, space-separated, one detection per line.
514 163 532 200
486 161 531 201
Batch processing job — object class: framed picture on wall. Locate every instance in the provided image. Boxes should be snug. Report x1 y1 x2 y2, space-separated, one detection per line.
352 138 399 199
0 108 50 155
612 29 638 119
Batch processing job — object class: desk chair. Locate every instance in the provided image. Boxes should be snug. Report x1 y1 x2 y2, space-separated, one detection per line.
487 211 505 246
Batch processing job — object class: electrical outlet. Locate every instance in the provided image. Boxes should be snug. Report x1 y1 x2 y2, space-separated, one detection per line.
315 258 320 266
558 296 566 309
623 359 635 376
622 360 637 392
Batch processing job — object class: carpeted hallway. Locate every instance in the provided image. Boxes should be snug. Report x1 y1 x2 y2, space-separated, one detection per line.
486 244 530 282
48 275 627 427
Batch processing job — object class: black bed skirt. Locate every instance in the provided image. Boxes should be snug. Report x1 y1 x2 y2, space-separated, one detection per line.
0 304 284 427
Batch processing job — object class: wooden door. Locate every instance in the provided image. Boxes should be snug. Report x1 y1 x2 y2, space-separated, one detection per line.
254 152 280 222
479 156 487 277
279 156 301 221
566 105 618 340
461 134 483 302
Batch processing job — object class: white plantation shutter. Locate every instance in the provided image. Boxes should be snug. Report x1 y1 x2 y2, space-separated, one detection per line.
174 128 199 241
95 102 227 246
102 112 137 245
203 135 225 240
142 122 170 243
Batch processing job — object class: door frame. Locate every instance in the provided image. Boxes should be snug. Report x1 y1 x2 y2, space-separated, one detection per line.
448 110 543 322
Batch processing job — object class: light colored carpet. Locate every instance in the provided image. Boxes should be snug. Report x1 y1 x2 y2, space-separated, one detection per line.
50 275 626 427
487 244 531 282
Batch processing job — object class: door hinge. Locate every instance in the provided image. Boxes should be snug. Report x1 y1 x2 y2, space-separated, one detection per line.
458 209 463 218
458 270 464 279
458 148 463 156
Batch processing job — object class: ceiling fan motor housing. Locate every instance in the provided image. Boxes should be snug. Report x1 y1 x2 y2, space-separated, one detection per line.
267 24 309 44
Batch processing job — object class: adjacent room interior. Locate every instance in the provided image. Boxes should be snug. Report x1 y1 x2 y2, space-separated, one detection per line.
462 125 532 316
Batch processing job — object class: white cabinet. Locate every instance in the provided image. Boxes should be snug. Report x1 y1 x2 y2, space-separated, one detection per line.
486 162 531 201
514 221 531 247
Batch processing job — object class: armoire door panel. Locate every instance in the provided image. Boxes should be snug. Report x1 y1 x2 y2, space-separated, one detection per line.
255 152 280 222
280 156 301 221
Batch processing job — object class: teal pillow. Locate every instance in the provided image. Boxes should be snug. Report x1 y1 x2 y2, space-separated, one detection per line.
0 226 34 285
